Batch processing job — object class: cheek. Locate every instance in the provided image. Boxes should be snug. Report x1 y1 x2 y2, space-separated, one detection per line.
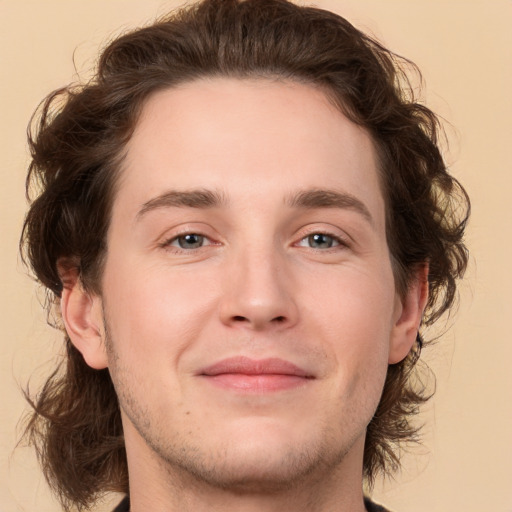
101 258 220 360
304 267 395 384
310 271 395 340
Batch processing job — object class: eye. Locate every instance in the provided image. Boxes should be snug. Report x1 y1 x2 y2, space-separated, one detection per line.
168 233 207 249
298 233 341 249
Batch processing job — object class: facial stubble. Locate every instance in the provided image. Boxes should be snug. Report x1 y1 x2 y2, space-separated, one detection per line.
102 308 369 496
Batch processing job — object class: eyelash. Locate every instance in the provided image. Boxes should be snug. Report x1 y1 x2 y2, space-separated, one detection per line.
159 230 349 253
296 232 348 250
159 232 215 252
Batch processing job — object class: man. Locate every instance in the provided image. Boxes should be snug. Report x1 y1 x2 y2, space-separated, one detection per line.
20 0 469 511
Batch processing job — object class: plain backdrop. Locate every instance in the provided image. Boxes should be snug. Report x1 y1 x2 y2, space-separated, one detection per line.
1 1 511 511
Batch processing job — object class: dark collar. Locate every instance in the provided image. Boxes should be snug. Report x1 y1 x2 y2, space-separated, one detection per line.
112 495 390 511
112 496 129 512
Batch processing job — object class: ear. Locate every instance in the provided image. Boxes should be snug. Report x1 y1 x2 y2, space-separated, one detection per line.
388 263 429 364
58 261 108 370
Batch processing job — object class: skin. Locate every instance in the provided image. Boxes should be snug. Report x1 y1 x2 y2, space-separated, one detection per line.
61 78 427 512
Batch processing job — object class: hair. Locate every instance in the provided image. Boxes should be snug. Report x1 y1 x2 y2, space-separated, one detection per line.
20 0 469 509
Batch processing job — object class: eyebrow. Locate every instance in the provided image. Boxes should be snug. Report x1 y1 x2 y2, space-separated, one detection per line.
286 189 373 225
136 189 226 220
136 187 373 225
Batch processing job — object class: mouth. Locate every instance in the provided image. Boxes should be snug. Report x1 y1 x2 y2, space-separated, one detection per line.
198 356 315 392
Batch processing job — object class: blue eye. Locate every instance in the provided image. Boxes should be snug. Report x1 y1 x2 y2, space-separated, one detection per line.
299 233 340 249
173 233 205 249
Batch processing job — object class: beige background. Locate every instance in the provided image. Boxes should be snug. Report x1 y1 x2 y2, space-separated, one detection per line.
1 1 511 511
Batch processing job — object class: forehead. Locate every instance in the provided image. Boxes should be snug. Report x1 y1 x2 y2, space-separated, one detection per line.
117 78 384 225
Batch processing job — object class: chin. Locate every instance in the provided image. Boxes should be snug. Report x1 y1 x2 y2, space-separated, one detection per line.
172 444 331 493
154 422 352 494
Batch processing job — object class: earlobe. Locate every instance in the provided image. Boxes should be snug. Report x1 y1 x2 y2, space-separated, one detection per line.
58 262 108 370
388 264 429 364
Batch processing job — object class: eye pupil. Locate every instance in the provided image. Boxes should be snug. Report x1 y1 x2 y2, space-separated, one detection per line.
308 233 333 249
178 234 204 249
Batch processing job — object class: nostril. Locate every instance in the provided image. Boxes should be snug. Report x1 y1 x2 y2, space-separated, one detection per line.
273 316 286 323
233 315 247 322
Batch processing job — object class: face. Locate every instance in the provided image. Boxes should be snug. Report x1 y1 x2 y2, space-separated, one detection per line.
80 78 419 491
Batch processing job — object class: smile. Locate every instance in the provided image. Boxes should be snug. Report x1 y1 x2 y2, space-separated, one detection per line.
199 356 315 392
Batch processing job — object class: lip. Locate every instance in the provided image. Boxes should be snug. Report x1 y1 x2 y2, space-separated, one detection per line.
198 356 315 392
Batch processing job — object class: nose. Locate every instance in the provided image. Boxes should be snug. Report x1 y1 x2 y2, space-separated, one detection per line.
219 244 299 331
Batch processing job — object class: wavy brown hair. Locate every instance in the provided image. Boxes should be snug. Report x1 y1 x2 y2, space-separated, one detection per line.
20 0 469 509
